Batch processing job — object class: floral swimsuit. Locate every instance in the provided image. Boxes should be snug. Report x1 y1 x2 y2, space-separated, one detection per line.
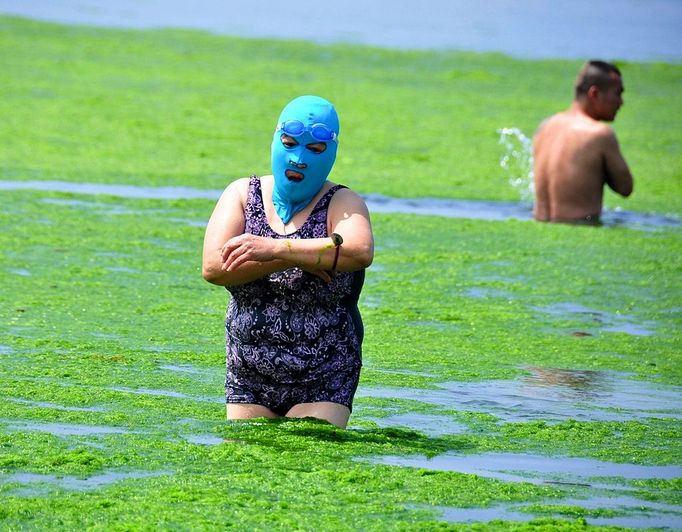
224 176 364 415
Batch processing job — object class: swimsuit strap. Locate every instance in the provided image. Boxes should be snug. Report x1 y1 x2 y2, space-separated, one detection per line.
247 176 347 236
247 174 267 221
240 175 272 238
310 184 348 218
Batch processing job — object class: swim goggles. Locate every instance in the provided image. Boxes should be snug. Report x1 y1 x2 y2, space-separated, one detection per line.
276 120 338 143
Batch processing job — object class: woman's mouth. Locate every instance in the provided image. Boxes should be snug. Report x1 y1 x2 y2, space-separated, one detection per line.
285 170 304 182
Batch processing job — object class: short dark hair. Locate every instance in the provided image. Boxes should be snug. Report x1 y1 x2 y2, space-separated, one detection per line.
574 60 622 98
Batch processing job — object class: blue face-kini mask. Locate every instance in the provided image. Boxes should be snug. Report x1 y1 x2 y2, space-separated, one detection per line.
271 95 340 225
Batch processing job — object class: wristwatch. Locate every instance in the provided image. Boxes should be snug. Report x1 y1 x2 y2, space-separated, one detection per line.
331 233 343 271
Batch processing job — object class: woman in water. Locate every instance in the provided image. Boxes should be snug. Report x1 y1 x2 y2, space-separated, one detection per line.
202 95 374 429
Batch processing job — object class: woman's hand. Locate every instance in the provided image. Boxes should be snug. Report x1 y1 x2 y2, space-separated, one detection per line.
221 234 333 282
221 234 275 271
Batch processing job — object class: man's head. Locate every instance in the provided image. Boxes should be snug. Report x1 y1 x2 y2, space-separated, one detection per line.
574 60 624 121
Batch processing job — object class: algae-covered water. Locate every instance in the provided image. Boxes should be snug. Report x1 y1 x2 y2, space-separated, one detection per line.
1 15 681 530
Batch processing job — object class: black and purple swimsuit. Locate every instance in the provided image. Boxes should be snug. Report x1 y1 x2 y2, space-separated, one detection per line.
224 176 364 415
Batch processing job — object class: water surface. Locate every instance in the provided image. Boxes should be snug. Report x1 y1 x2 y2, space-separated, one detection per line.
373 452 682 482
533 302 658 336
7 398 107 412
108 385 223 403
419 498 682 529
1 0 680 62
370 451 682 528
358 368 682 424
4 420 132 436
2 180 678 231
184 434 224 446
3 470 170 492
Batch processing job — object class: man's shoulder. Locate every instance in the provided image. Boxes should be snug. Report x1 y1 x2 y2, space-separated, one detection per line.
538 112 563 128
555 111 614 137
572 119 617 148
538 111 585 132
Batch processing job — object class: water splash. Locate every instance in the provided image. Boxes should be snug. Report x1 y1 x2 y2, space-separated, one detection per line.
498 127 534 202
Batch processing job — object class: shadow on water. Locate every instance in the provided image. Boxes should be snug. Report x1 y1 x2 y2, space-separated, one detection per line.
1 180 679 231
357 367 682 424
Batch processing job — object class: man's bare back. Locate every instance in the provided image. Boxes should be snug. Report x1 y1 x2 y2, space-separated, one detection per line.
532 62 633 223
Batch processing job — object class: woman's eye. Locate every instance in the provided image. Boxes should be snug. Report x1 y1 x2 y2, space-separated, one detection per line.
281 134 298 148
307 143 327 154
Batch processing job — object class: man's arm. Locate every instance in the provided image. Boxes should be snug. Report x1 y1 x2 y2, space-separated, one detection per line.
602 130 634 197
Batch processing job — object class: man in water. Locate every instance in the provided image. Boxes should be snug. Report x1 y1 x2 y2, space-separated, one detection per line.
533 60 634 223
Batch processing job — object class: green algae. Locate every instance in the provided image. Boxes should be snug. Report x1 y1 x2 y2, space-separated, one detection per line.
1 16 682 214
1 187 680 528
521 505 620 519
630 478 682 505
1 15 681 530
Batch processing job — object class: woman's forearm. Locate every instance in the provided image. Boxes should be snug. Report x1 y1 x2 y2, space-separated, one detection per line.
203 259 290 287
221 234 372 275
273 236 372 272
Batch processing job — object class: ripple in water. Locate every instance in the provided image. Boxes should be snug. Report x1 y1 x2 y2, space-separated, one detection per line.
358 367 682 423
367 452 682 528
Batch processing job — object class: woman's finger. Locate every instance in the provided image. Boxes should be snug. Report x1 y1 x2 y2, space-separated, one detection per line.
225 248 250 271
220 234 245 262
